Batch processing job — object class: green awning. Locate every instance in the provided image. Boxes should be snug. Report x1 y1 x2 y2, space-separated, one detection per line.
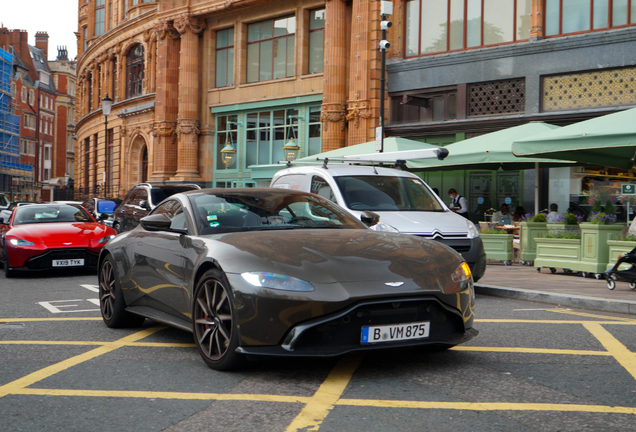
512 108 636 169
295 136 441 162
406 122 578 171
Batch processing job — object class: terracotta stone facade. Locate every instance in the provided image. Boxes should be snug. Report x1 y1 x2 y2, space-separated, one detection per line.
75 0 395 196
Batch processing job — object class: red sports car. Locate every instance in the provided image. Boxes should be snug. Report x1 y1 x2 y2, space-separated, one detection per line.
0 203 117 278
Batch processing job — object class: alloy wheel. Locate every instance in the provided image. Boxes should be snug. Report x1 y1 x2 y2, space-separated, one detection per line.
99 259 116 320
194 279 233 361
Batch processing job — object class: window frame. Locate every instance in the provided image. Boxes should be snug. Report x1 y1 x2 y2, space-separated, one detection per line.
404 0 532 57
544 0 636 37
308 8 325 74
246 15 296 83
126 44 145 99
215 28 235 88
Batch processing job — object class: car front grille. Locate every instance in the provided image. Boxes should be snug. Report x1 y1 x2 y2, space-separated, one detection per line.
24 249 100 270
287 298 466 355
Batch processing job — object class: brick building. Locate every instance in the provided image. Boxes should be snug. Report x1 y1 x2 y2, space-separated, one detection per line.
75 0 389 196
0 28 76 201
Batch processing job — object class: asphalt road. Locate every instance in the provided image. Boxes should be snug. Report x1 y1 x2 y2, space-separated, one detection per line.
1 270 636 431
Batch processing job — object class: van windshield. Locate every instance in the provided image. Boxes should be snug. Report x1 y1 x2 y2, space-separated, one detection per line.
335 176 445 212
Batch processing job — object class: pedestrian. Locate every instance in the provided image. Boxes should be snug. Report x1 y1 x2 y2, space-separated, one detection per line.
448 188 468 218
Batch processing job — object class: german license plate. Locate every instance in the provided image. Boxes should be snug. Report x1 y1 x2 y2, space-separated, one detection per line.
52 259 84 267
361 321 430 344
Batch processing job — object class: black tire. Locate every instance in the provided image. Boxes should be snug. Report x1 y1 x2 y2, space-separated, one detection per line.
550 267 557 274
99 255 145 328
113 222 122 234
193 269 242 371
3 247 15 278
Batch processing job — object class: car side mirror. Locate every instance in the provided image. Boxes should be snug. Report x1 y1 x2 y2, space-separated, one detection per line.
140 214 187 234
139 200 150 210
360 211 380 227
98 213 109 221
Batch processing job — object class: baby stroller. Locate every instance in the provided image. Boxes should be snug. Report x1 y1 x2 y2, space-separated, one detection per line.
605 246 636 290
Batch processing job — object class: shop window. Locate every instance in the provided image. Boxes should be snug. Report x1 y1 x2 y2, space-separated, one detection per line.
405 0 531 56
245 109 299 167
247 16 296 83
309 9 325 74
308 106 322 155
126 44 144 99
391 87 460 123
95 0 105 36
215 28 234 88
545 0 636 36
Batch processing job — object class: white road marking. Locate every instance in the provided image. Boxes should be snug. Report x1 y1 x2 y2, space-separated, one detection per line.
81 284 99 293
513 308 571 311
38 300 99 313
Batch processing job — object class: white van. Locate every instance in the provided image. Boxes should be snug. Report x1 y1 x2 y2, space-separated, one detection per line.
271 164 486 281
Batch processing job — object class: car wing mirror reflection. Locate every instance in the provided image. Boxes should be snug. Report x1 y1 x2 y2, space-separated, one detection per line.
360 210 380 227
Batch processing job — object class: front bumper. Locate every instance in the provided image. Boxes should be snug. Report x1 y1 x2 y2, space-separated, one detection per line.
7 248 100 271
235 295 477 357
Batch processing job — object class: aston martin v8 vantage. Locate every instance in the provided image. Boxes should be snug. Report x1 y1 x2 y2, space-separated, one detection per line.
98 188 477 370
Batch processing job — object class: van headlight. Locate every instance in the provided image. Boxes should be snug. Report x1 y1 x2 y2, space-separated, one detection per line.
370 222 400 233
466 220 479 238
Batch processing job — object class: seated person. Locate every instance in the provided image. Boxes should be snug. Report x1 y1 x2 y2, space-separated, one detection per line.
546 203 560 223
492 204 511 225
512 206 526 223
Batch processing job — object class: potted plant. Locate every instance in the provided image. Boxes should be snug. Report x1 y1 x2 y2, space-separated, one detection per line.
519 213 548 265
480 227 514 265
579 202 625 276
535 224 583 274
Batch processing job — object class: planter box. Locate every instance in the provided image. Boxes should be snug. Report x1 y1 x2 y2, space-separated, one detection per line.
579 223 625 273
519 221 548 263
606 240 636 271
535 237 585 272
481 233 514 264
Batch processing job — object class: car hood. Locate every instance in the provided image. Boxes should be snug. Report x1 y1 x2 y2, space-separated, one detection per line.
211 229 462 286
347 209 468 236
7 222 115 246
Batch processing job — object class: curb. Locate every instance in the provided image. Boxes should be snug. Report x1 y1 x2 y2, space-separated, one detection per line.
475 284 636 316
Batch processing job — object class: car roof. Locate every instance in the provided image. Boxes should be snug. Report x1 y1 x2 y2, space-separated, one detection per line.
274 164 419 178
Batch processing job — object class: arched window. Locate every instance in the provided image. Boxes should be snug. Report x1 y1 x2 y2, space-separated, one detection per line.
141 146 148 182
126 44 144 99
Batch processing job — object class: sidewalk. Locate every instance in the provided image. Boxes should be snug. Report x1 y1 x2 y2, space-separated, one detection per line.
474 261 636 315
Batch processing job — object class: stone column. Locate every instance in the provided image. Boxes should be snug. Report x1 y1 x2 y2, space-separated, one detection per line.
530 0 544 39
151 20 181 181
347 0 375 146
320 0 349 152
91 64 99 112
173 14 206 181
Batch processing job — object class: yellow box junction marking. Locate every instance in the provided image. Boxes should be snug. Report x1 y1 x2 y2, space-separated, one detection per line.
1 309 636 428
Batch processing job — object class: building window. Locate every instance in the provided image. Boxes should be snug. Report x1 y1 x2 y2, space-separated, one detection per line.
83 27 88 50
21 87 27 103
24 114 36 130
309 9 325 74
87 71 93 112
29 89 35 105
67 133 75 152
405 0 531 56
545 0 636 36
245 108 300 167
215 28 234 88
308 106 322 155
391 87 461 123
247 16 296 83
126 44 144 98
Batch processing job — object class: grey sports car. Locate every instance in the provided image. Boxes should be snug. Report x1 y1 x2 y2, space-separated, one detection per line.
98 188 477 370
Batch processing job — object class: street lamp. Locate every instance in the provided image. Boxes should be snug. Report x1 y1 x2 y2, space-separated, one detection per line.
102 94 113 197
220 137 236 169
378 1 393 153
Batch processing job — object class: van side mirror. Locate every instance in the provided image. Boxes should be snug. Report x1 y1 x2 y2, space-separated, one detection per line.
360 211 380 227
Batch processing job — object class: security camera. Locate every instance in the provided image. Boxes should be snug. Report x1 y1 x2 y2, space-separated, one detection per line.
381 21 393 30
379 40 391 50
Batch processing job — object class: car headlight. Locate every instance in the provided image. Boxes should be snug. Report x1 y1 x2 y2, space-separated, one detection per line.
98 235 115 244
466 220 480 239
241 272 315 292
9 238 35 247
451 262 472 283
369 222 400 233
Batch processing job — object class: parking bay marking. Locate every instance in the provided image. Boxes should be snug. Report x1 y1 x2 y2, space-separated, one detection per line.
38 299 100 313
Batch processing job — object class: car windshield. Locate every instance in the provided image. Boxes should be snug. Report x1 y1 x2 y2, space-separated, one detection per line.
334 175 445 212
0 195 9 207
188 190 367 235
13 205 94 225
150 187 198 205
